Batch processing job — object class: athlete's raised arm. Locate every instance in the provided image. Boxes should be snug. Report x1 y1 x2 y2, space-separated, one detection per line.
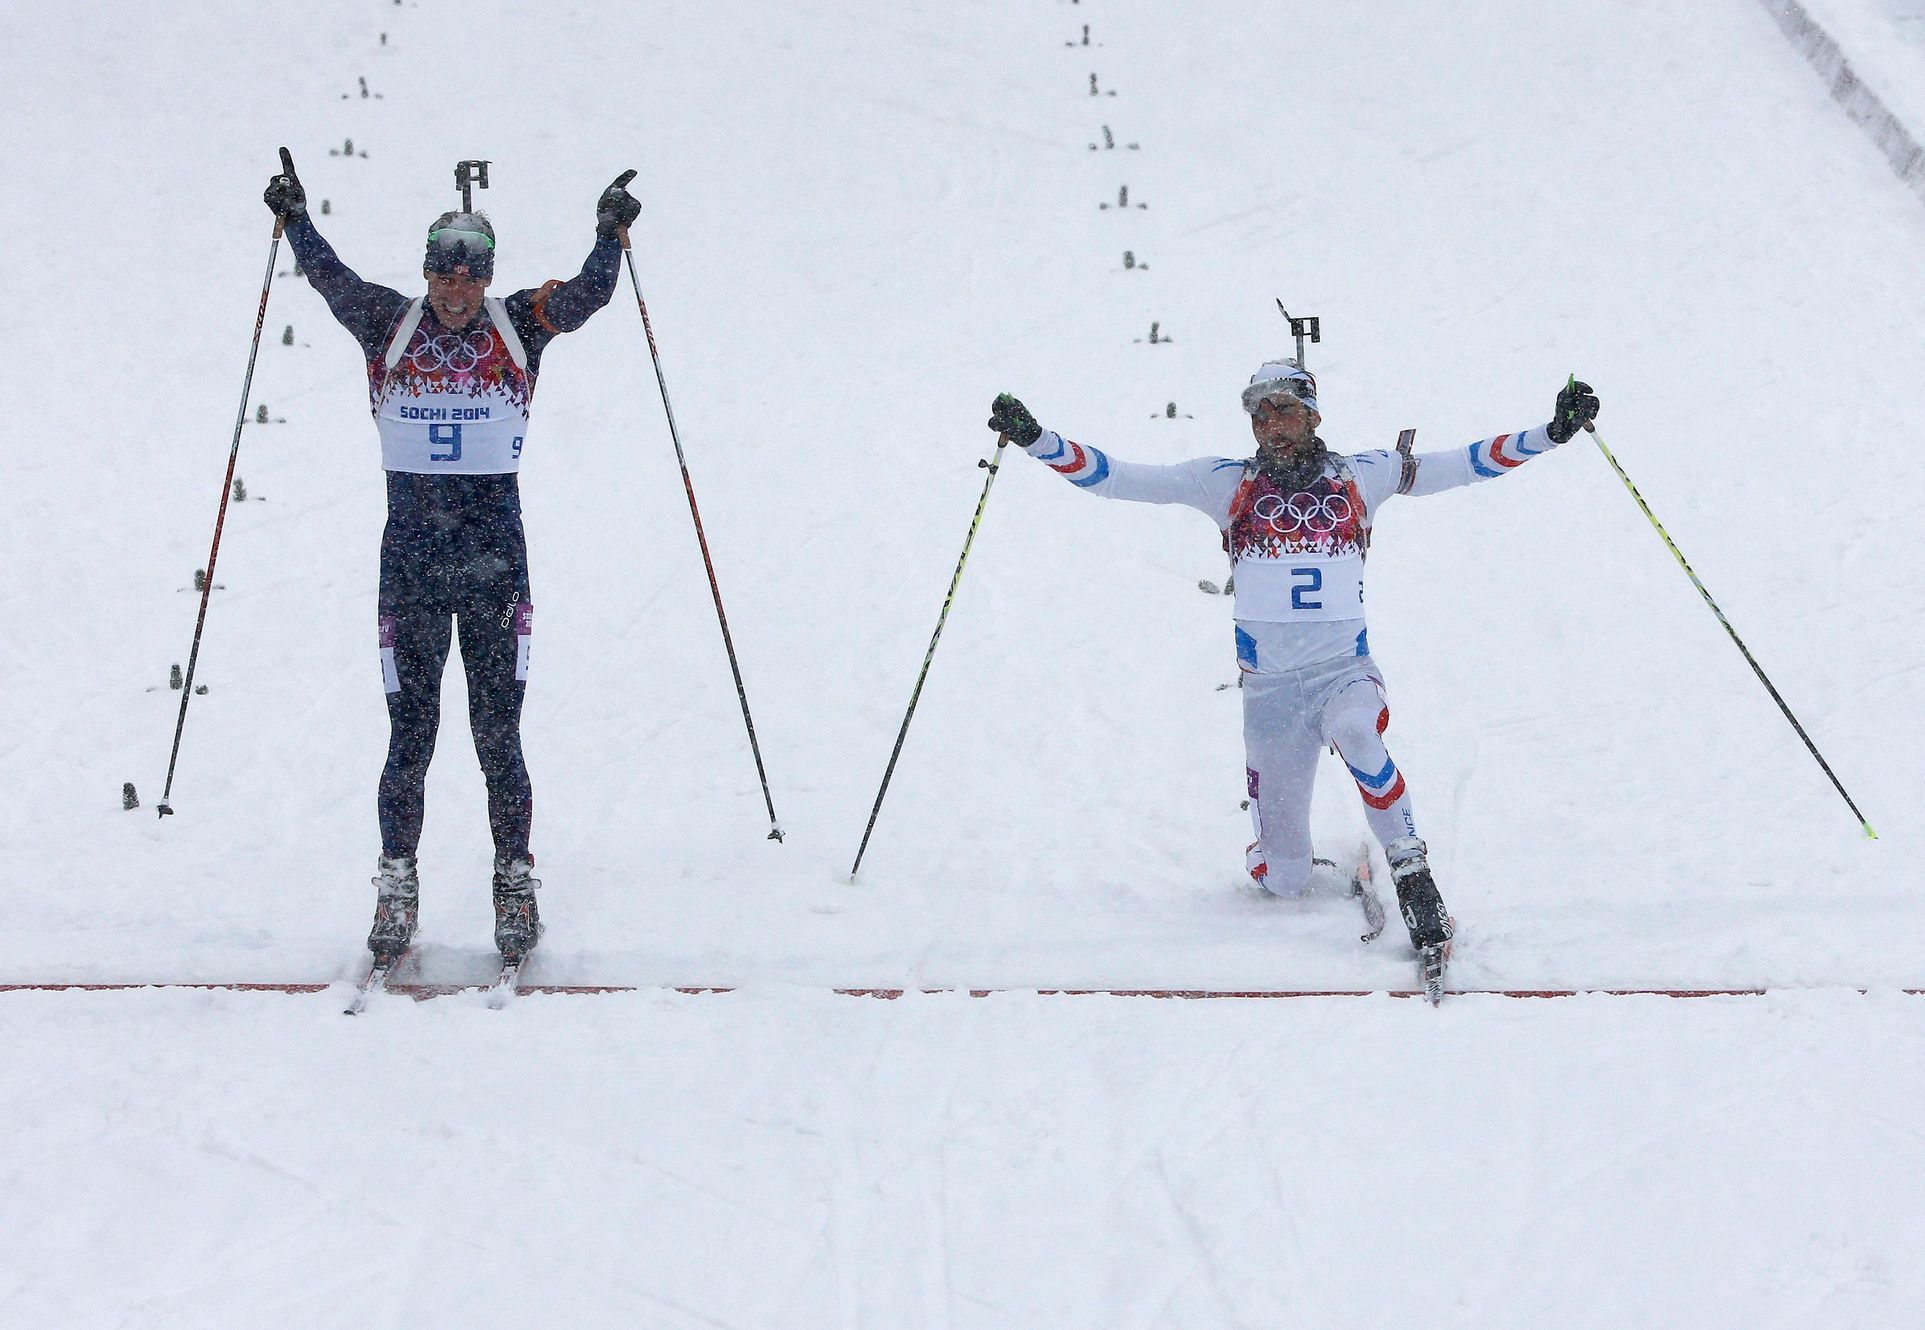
1353 379 1601 503
264 152 408 357
505 171 637 346
987 393 1238 517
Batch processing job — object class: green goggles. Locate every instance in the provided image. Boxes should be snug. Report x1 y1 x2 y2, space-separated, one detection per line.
427 227 495 255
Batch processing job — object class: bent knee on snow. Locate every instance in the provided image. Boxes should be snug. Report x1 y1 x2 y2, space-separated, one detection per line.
1259 857 1316 897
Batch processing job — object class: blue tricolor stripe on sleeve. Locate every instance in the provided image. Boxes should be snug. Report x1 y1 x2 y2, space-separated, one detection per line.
1040 436 1113 488
1468 429 1548 479
1067 447 1112 487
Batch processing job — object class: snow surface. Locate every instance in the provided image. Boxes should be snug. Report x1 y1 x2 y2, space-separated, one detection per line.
6 0 1925 1324
4 987 1922 1327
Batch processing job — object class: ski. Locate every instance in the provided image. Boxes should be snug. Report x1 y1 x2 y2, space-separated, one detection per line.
1387 852 1452 1005
344 954 404 1015
485 958 524 1009
1351 843 1386 942
1421 944 1448 1006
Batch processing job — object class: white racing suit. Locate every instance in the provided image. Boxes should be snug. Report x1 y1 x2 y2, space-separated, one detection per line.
1020 422 1565 894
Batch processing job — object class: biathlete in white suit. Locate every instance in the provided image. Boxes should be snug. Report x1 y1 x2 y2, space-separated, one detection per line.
986 366 1600 954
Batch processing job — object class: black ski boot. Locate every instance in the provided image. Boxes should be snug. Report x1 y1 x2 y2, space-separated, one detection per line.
367 855 419 962
1385 836 1453 951
491 854 542 961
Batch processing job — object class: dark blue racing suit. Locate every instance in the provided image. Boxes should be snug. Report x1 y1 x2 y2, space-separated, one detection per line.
287 216 620 861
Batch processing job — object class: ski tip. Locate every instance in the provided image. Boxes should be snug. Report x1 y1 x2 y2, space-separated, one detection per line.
279 145 295 175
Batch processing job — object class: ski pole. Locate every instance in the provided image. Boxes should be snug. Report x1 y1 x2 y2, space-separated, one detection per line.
616 224 783 841
1583 409 1875 839
850 435 1011 879
157 195 288 818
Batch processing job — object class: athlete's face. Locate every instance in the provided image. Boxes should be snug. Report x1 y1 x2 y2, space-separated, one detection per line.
425 264 491 327
1249 394 1319 459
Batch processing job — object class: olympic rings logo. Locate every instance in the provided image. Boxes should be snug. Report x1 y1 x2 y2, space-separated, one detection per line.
403 330 496 374
1250 491 1352 535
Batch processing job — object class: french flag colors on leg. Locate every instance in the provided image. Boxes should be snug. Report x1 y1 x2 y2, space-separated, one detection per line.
1344 753 1408 811
1334 698 1406 810
1322 676 1421 844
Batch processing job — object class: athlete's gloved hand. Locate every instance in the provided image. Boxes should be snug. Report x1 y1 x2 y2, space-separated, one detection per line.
596 169 641 237
1547 378 1600 444
263 147 306 222
987 392 1042 446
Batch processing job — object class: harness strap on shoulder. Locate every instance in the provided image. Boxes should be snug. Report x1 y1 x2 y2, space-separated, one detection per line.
529 279 566 336
1222 461 1258 554
485 297 528 371
1333 456 1373 560
382 298 428 371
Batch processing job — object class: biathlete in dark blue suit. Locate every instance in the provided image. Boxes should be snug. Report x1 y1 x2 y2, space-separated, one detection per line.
264 154 638 966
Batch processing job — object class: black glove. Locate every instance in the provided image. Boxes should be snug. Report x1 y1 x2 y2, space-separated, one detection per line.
596 169 641 237
1547 378 1600 444
263 146 306 222
987 392 1042 446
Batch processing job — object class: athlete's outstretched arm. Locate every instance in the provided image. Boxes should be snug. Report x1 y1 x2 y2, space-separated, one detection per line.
1403 423 1566 497
282 216 409 358
506 175 634 346
511 232 621 342
1024 430 1241 512
1352 380 1601 504
987 393 1234 516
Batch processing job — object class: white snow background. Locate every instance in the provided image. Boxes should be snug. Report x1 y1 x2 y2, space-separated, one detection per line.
4 0 1923 1324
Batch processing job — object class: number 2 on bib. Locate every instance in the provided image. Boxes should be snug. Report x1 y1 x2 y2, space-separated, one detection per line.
1290 566 1323 611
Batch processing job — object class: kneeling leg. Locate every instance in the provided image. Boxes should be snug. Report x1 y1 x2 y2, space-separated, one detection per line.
1241 674 1323 896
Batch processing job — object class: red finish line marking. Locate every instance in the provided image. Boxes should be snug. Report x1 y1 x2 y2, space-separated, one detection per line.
0 983 1919 999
